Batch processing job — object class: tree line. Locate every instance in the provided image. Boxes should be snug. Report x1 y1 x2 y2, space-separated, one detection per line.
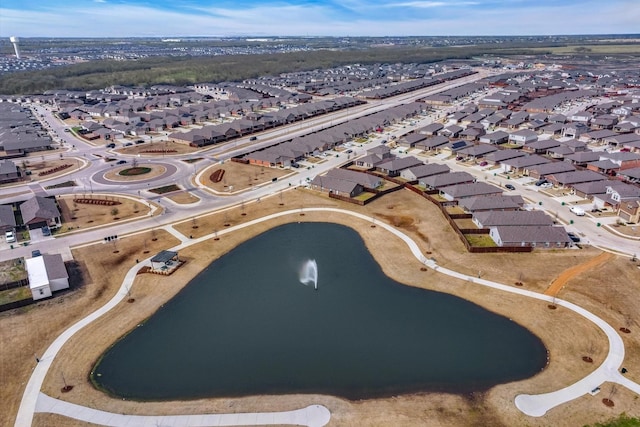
0 45 550 95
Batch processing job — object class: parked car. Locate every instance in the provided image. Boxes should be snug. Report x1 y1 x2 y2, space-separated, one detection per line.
479 161 488 166
31 249 42 257
535 179 548 186
123 142 133 147
135 139 145 144
5 230 16 243
540 182 553 189
116 160 127 165
106 143 116 149
249 136 258 141
346 149 353 154
567 232 581 243
505 184 515 190
570 206 586 216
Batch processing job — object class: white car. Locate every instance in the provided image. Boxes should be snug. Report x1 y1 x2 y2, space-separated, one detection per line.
540 182 553 189
5 230 16 243
570 206 586 216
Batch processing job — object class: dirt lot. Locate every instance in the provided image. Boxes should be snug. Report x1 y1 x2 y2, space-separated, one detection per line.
56 194 153 233
118 140 199 156
22 158 79 182
199 160 293 194
2 188 639 427
166 190 200 204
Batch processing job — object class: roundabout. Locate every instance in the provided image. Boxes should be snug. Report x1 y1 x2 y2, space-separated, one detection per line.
92 162 177 186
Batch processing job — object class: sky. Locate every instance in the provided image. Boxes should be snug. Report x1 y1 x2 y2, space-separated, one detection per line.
0 0 639 38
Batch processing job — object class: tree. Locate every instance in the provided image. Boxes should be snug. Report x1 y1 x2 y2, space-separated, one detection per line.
111 207 119 217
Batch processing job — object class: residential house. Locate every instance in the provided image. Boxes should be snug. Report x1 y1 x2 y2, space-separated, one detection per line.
564 151 601 167
310 175 364 197
400 163 450 182
603 133 640 148
489 226 571 248
472 210 553 229
421 171 475 190
528 162 576 179
438 125 463 139
398 133 427 148
0 160 22 184
484 149 526 166
439 182 503 201
562 122 589 139
458 195 524 213
26 253 69 301
325 168 382 189
508 129 538 146
19 196 61 230
572 181 611 201
617 167 640 184
592 182 640 210
376 156 423 177
546 170 607 189
522 139 560 154
599 151 640 171
500 154 550 174
479 130 509 145
417 123 444 136
415 135 450 152
618 199 640 223
456 144 497 160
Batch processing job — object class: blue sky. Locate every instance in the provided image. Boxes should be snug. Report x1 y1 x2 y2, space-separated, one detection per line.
1 0 638 38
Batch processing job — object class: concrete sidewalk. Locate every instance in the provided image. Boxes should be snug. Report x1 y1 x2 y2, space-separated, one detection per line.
36 393 331 427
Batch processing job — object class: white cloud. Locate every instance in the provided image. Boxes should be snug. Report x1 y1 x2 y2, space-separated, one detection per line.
391 1 479 7
0 1 638 37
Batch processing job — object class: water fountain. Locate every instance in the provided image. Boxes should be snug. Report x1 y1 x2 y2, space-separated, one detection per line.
299 259 318 290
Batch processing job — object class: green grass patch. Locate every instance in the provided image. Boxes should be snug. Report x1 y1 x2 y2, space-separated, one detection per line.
353 192 376 202
0 286 32 305
118 167 151 176
150 184 181 194
182 158 204 164
465 234 497 247
45 180 77 189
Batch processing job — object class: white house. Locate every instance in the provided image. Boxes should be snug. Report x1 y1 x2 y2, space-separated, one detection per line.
26 254 69 301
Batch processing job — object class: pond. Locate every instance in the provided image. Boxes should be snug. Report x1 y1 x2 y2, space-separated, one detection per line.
91 222 547 400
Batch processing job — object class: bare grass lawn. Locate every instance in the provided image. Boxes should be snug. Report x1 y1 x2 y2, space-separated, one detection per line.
200 161 292 193
2 188 639 427
57 194 152 232
22 158 77 182
166 191 200 204
118 141 198 156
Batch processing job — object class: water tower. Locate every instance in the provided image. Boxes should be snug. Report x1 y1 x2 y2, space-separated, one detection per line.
9 36 21 59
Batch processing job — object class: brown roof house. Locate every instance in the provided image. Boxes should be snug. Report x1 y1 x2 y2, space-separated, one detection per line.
19 196 61 230
489 225 571 248
310 175 364 198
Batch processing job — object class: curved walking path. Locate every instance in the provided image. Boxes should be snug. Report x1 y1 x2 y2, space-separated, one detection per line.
544 252 614 296
35 393 330 427
15 208 640 426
